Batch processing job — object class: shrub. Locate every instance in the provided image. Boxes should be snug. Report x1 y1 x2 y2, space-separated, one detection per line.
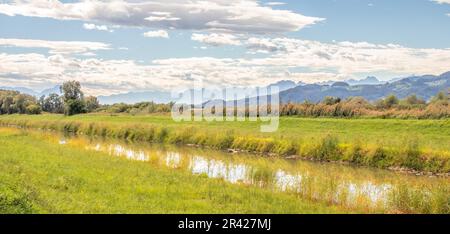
314 135 341 161
349 144 365 164
403 141 423 171
369 147 389 168
25 104 42 115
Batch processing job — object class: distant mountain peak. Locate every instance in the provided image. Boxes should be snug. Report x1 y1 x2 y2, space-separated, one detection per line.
364 76 379 82
280 72 449 103
440 71 450 78
267 80 297 92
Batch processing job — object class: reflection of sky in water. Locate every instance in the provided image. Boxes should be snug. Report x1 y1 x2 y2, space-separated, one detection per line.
275 170 302 192
190 156 250 184
75 139 396 208
166 152 181 168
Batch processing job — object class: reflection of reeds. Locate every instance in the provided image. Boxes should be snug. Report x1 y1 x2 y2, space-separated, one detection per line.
20 129 450 213
389 183 450 214
0 118 449 174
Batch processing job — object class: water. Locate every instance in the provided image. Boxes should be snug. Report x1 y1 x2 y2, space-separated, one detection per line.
32 130 450 212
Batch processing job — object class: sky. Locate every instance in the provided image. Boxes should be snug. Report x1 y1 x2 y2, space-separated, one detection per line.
0 0 449 96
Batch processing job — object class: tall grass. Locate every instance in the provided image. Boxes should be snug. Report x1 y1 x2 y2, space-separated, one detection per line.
0 117 448 173
0 130 345 214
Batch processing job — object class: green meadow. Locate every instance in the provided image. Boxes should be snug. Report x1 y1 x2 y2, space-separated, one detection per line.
0 128 344 214
0 114 449 173
0 114 449 214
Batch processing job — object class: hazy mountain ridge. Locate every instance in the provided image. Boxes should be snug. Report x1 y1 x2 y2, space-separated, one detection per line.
97 91 173 105
280 72 450 103
1 72 448 104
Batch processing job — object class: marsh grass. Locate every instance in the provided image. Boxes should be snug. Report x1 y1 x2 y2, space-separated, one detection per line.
0 115 449 173
0 130 346 214
4 128 447 214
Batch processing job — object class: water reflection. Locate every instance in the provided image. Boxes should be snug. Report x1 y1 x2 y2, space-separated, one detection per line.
52 134 449 212
79 139 403 208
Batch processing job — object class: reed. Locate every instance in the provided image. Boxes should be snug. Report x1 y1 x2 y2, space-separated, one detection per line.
0 116 448 173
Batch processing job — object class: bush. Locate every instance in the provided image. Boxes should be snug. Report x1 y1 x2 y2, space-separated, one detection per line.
370 147 389 168
403 141 423 170
25 104 42 115
314 135 341 161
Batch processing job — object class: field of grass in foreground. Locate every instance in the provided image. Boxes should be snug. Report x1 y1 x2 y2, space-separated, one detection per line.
0 128 346 214
0 114 449 173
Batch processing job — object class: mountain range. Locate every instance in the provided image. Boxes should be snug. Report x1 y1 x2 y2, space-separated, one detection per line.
1 72 448 104
280 72 449 103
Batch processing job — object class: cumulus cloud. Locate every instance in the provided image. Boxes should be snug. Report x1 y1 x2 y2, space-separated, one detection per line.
83 23 114 32
0 0 323 34
0 38 111 55
2 36 450 96
246 37 286 53
143 30 169 38
238 38 450 75
191 33 241 46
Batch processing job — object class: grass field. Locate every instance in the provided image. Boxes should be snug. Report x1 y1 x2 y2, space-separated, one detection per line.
0 114 449 173
0 128 346 214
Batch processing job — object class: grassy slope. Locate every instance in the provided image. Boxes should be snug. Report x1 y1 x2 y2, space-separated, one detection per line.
0 129 345 214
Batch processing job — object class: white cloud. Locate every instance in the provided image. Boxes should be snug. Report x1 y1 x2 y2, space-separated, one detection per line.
145 11 180 22
2 37 450 96
246 37 286 53
83 23 114 32
432 0 450 4
191 33 241 46
265 2 286 6
0 0 323 34
0 38 111 55
238 37 450 75
143 30 169 38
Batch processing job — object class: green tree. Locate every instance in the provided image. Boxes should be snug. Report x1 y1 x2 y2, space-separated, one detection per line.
0 90 41 115
431 91 448 103
13 94 28 114
322 96 341 105
404 94 425 105
26 104 42 114
60 81 85 116
379 94 399 109
41 93 64 113
85 96 100 112
1 96 14 114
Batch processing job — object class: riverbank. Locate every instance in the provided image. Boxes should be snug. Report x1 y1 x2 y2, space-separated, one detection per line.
0 114 449 174
0 128 347 214
2 127 449 214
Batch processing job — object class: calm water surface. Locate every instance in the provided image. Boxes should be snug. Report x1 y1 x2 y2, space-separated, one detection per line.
28 129 450 212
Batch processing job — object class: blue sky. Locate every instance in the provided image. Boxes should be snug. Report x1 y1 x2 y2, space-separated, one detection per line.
0 0 449 95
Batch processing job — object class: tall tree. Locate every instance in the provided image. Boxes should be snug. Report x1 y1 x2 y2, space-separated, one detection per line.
40 93 64 113
85 96 100 112
60 81 85 116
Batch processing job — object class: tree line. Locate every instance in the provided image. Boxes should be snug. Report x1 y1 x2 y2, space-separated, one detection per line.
0 90 41 115
0 81 99 116
0 80 448 118
279 92 449 118
37 81 100 115
1 80 173 116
